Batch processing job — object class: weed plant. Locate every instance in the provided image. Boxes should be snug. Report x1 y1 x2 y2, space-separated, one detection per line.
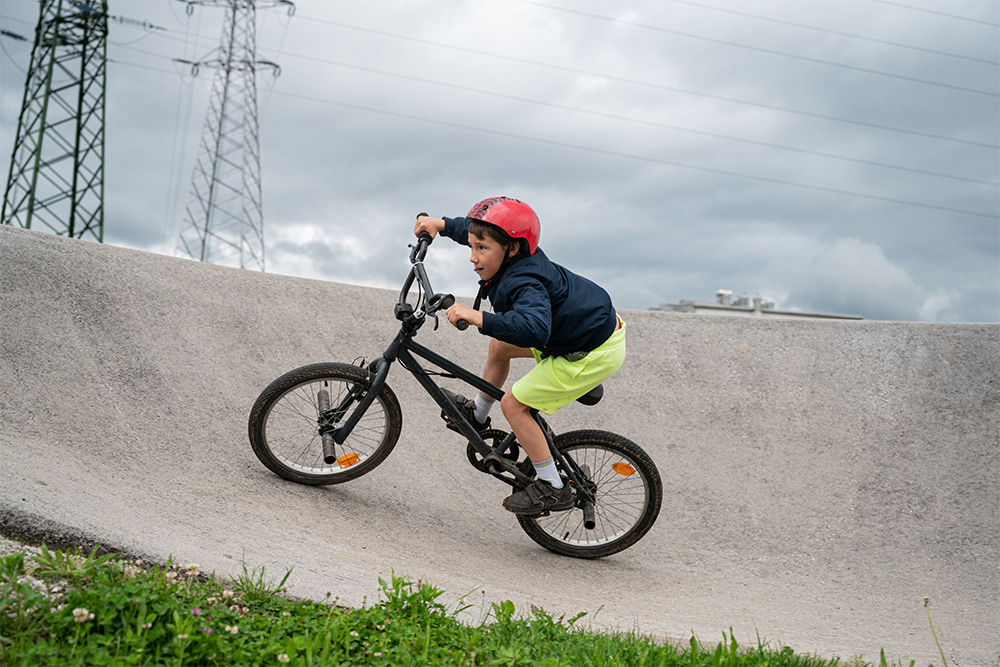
1 543 879 667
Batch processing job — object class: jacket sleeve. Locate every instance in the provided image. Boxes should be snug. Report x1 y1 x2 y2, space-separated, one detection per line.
441 217 470 246
480 280 552 349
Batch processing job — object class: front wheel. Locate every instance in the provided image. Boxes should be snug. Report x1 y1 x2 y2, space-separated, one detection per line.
517 430 662 558
248 363 402 485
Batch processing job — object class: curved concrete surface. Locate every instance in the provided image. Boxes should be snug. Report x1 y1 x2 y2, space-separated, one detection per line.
1 226 997 665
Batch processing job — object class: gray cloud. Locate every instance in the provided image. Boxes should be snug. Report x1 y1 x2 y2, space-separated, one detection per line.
1 0 996 321
769 237 936 320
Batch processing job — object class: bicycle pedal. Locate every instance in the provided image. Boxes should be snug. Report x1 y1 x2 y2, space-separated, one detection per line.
507 506 552 518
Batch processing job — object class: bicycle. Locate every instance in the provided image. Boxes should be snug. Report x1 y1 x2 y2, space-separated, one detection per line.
247 230 662 558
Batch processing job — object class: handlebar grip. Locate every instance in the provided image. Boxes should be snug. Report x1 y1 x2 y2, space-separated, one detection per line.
416 211 428 219
456 319 470 331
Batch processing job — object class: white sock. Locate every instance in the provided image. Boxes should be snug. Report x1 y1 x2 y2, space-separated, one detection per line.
473 392 496 423
532 457 563 489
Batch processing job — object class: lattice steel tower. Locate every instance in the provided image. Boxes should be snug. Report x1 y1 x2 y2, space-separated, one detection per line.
176 0 293 272
3 0 108 241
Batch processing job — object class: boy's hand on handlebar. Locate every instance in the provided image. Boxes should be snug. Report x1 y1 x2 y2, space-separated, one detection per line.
414 215 445 239
446 303 481 330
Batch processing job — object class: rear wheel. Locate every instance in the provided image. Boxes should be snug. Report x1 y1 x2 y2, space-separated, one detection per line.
517 430 661 558
248 363 402 485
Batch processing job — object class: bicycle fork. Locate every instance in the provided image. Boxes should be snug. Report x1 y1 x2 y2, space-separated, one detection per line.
317 356 392 463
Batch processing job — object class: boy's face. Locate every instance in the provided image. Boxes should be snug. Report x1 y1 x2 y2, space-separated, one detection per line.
468 232 517 282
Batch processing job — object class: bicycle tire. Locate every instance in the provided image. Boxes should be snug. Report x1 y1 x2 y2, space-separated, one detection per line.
517 430 662 558
248 363 402 485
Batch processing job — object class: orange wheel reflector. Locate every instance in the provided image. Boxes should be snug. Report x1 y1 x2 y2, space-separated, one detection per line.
337 453 360 468
612 462 635 476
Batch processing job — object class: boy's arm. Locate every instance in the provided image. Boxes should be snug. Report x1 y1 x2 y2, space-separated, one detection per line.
446 303 483 329
441 216 471 246
414 215 445 239
481 282 552 349
414 215 471 246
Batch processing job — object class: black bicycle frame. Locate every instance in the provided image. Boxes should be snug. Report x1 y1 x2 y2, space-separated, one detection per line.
330 234 596 503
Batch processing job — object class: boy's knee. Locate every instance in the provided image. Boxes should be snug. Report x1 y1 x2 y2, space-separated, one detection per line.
488 337 532 362
500 390 528 416
488 337 513 360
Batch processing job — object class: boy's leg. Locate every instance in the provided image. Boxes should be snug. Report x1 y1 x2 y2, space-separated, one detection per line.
482 337 533 387
500 391 550 467
443 338 533 432
500 319 627 514
500 390 574 513
475 338 533 422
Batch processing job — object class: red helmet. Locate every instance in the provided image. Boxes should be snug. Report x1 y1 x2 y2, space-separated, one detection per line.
466 196 540 255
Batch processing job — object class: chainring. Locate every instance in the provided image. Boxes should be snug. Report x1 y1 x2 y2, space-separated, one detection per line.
466 429 520 472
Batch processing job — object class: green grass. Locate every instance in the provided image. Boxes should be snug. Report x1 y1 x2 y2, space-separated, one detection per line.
1 543 889 667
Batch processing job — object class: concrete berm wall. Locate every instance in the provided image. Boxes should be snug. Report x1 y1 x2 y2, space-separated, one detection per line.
1 225 997 665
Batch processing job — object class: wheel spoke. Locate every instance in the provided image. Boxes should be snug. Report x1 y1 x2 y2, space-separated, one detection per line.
520 431 661 558
249 364 402 485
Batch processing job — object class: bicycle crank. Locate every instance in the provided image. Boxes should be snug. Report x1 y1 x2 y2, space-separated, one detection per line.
467 429 519 472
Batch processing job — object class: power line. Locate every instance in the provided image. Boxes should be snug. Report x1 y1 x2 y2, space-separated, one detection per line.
0 30 28 75
107 35 1000 181
870 0 1000 28
1 28 28 41
105 56 176 75
519 1 998 98
284 50 997 187
43 8 995 150
6 4 995 221
296 14 999 150
659 0 999 65
274 89 998 221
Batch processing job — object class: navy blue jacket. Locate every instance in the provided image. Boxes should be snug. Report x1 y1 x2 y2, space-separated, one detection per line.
442 216 617 356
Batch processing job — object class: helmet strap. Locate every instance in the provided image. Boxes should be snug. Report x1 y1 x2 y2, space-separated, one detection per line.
473 283 487 311
472 243 520 312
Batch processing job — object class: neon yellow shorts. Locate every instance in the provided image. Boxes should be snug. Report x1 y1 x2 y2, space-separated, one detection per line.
511 316 626 415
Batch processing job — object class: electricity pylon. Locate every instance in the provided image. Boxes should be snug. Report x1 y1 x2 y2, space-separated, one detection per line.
176 0 293 272
2 0 108 241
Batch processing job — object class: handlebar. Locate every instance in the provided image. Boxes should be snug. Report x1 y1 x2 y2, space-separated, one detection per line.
401 216 471 330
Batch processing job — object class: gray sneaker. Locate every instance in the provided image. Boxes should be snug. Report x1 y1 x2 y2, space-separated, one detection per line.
440 388 491 434
502 481 575 515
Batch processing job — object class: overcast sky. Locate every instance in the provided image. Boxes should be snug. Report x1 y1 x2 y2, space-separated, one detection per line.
2 0 998 321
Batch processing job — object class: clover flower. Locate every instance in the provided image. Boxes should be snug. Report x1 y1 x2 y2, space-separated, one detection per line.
72 608 95 623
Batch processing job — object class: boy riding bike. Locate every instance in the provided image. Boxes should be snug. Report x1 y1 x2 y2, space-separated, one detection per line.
413 196 626 516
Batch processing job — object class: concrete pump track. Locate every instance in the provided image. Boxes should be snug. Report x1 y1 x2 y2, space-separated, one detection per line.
1 226 997 665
